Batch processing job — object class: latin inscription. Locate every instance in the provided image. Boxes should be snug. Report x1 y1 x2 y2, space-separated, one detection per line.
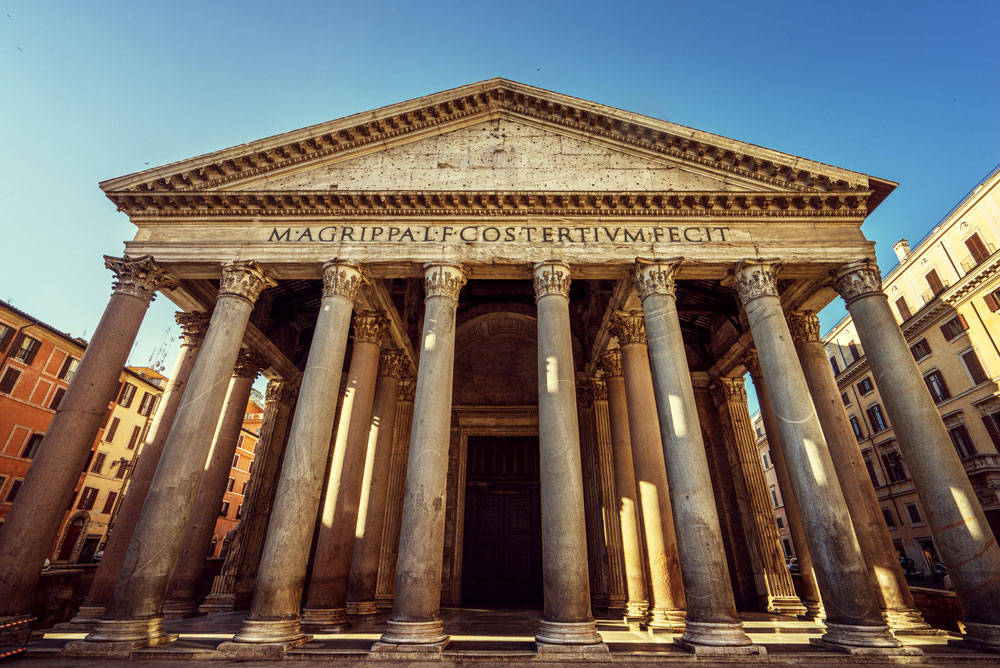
267 225 731 244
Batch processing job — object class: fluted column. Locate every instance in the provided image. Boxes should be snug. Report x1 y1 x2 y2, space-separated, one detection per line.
220 262 365 655
70 261 273 651
0 256 175 619
575 380 611 610
347 351 408 615
835 260 1000 651
611 312 686 631
201 380 298 612
589 379 628 613
531 261 606 654
734 260 903 654
634 259 758 654
74 311 208 624
302 312 388 630
375 263 467 652
596 353 647 621
711 377 805 616
164 349 264 617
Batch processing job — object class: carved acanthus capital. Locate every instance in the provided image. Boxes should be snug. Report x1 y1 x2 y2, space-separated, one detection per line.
634 258 680 301
353 311 388 345
733 260 781 305
711 377 748 406
423 262 468 301
610 310 647 346
233 349 267 379
398 379 416 402
743 349 762 384
589 378 608 401
787 312 821 343
175 311 210 345
576 381 593 407
378 349 408 378
105 255 177 303
834 258 884 305
322 261 368 300
598 349 623 378
220 260 276 304
265 379 297 405
532 260 571 301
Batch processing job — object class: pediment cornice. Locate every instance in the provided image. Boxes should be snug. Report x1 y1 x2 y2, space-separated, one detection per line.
100 79 895 210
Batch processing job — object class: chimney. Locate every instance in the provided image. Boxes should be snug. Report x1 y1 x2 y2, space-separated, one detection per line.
893 239 911 262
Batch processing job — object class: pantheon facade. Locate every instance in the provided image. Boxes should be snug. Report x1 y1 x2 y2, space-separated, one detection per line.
1 80 998 658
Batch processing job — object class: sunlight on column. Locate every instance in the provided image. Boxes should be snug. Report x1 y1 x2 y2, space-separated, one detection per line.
546 356 559 394
356 417 382 539
424 330 436 351
951 486 983 540
668 395 686 438
802 438 828 486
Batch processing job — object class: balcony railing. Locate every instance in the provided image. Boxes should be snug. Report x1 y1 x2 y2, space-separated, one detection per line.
962 453 1000 476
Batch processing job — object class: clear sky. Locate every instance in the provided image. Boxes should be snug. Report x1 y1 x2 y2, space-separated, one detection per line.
2 1 998 411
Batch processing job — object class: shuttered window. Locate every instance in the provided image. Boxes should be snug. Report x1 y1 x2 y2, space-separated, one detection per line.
0 368 20 394
962 349 988 384
939 314 969 341
10 335 41 365
966 232 990 264
895 296 912 321
925 269 945 295
923 370 951 403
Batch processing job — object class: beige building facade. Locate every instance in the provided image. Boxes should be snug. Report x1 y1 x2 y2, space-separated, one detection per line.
1 80 998 659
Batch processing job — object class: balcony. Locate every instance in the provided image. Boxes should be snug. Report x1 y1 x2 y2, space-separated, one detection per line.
959 242 997 274
962 453 1000 476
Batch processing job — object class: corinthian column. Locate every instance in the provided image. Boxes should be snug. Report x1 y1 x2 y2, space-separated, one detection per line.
835 260 1000 651
74 311 208 624
302 311 388 630
611 312 687 631
734 260 905 654
0 256 175 620
220 262 365 656
531 261 606 655
347 350 409 615
597 352 648 622
69 260 274 652
164 349 265 617
374 263 467 653
634 259 758 654
201 380 298 612
575 381 611 610
710 377 804 616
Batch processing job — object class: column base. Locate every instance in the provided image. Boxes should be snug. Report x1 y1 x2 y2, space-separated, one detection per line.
677 619 761 653
645 608 686 633
198 593 238 613
534 619 604 646
810 637 922 656
161 598 203 619
622 599 648 623
300 607 349 631
61 617 178 656
949 621 1000 653
767 595 808 617
347 600 379 616
224 617 311 656
818 621 912 652
884 608 947 636
379 618 448 645
53 604 105 630
801 599 824 620
536 641 610 658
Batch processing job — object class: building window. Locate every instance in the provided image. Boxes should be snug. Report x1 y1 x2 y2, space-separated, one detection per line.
961 349 989 384
49 387 66 410
829 355 841 375
0 323 14 353
58 356 79 382
850 415 865 440
117 382 137 408
232 454 240 469
940 314 969 341
841 392 851 407
949 425 976 458
776 515 784 529
867 404 889 433
114 460 128 479
966 232 991 265
761 452 770 469
10 334 41 365
985 288 1000 312
882 508 896 528
104 417 120 443
925 269 945 295
77 487 99 510
91 452 106 474
0 368 21 394
923 370 951 403
847 340 861 362
236 503 243 519
21 433 44 459
769 486 780 508
780 538 792 558
5 479 23 502
219 501 230 517
910 339 932 361
102 491 117 514
905 503 923 525
755 426 763 438
226 477 235 492
126 425 141 450
236 434 245 451
864 457 880 487
857 377 874 395
894 296 912 321
983 412 1000 449
137 392 157 417
881 450 907 483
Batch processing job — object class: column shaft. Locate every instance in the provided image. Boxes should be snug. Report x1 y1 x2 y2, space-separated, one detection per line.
374 382 415 606
575 383 611 610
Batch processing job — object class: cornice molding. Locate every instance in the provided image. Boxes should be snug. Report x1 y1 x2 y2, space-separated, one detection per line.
107 189 872 218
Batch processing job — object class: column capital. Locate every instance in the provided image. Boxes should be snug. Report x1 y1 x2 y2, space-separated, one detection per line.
265 379 297 404
589 378 608 401
175 311 210 345
378 349 409 378
353 311 388 345
575 381 593 407
423 262 468 301
234 349 267 379
610 310 647 346
398 379 416 402
532 260 571 300
834 259 884 305
634 257 681 301
598 349 623 378
743 349 763 384
322 261 368 300
787 312 821 343
220 260 276 304
733 260 781 305
105 255 178 303
710 376 748 407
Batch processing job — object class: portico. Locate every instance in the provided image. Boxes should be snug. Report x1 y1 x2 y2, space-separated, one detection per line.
6 79 999 659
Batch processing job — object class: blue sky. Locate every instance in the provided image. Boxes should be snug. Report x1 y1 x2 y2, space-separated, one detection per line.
2 1 998 410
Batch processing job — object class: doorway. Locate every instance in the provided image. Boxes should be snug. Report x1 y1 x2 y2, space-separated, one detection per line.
461 436 542 608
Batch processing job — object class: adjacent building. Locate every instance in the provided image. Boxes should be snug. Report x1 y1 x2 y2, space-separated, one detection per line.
751 413 795 562
211 395 264 558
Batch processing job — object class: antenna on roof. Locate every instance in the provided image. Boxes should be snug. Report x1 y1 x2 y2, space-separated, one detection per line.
147 325 172 373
